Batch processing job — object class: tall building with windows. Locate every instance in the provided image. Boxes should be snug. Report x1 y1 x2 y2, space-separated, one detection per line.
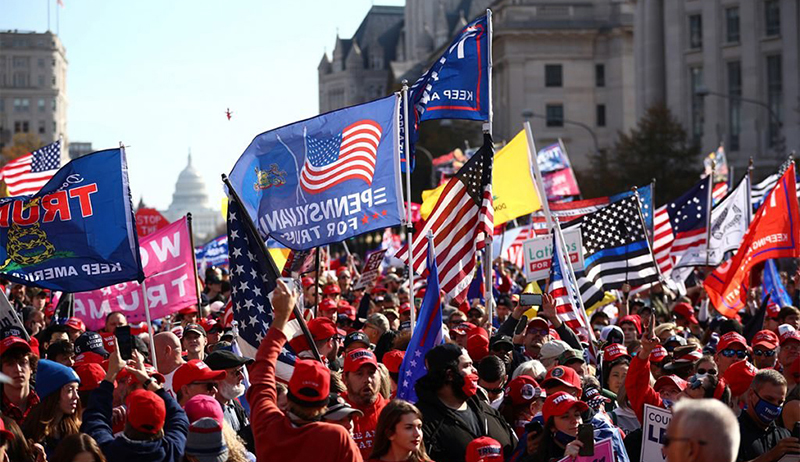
635 0 799 174
0 30 68 154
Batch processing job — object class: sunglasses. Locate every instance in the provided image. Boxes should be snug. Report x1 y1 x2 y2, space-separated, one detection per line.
696 368 717 375
528 328 549 337
720 349 748 359
486 387 504 395
190 382 218 391
753 349 776 357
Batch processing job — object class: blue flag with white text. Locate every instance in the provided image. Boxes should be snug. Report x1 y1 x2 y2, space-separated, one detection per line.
229 95 403 250
0 148 143 291
763 259 792 309
397 238 444 403
195 234 229 273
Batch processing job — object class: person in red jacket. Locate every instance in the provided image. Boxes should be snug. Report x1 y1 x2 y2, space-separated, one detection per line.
342 347 390 459
246 280 362 462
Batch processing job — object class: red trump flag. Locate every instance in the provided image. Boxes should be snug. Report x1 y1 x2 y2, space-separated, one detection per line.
704 164 800 318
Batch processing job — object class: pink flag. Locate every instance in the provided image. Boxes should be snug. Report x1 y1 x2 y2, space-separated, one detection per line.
75 217 198 330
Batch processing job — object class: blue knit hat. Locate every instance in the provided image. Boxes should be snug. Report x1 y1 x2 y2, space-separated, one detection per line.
35 359 80 400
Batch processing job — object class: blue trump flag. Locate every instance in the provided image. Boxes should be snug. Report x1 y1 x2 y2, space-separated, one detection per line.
0 148 143 291
229 95 403 250
763 260 792 309
397 237 444 403
401 13 490 173
195 234 229 271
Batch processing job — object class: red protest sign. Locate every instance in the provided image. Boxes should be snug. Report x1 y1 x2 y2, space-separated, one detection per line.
136 207 169 237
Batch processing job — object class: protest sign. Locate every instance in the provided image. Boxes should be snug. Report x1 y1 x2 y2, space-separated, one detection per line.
75 217 197 330
523 228 583 280
641 404 671 462
353 249 387 290
557 438 614 462
136 207 169 237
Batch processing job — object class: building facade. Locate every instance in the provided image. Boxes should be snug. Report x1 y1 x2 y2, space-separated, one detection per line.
163 152 223 241
0 31 68 153
635 0 799 175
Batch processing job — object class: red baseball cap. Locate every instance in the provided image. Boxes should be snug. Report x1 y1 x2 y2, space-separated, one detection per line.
603 344 631 363
723 360 758 397
126 389 166 434
65 317 86 333
75 363 106 392
371 286 387 294
173 360 227 392
467 334 489 362
319 298 337 313
337 305 356 321
526 318 549 333
654 375 688 392
382 350 405 374
288 358 330 407
466 436 504 462
717 332 748 352
323 284 341 295
301 277 315 288
452 322 478 337
44 303 56 317
289 317 338 353
336 267 351 277
542 391 589 422
753 330 779 350
650 345 669 363
178 306 197 316
673 302 699 325
504 376 542 406
0 416 14 442
0 336 31 357
343 348 379 373
399 302 412 314
780 330 800 346
542 366 582 392
618 315 642 334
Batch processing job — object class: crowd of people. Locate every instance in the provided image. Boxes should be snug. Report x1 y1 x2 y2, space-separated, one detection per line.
0 256 798 462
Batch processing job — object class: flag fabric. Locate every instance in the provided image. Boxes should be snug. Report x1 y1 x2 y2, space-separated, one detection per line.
401 134 493 304
421 130 541 226
51 292 74 326
537 142 581 200
397 238 444 403
712 182 729 204
195 235 229 275
0 140 61 196
0 148 143 292
704 164 800 318
548 232 584 333
280 248 316 277
763 259 792 310
537 143 571 173
569 196 659 308
652 205 675 278
228 95 402 250
226 197 296 381
467 263 485 303
675 174 751 268
0 290 27 340
703 146 729 182
751 174 779 209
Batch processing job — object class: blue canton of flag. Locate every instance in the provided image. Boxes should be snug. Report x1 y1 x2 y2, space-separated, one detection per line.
397 237 444 403
31 141 61 171
665 178 710 259
611 184 654 234
763 259 793 309
227 197 297 379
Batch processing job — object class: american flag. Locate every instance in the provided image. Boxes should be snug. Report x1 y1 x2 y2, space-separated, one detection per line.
227 198 296 382
0 140 61 196
569 196 660 307
299 120 382 194
712 182 729 204
401 134 493 304
548 231 586 333
751 160 800 210
652 178 710 281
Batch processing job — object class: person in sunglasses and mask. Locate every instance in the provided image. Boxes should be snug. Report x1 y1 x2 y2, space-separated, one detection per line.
738 369 800 461
715 332 750 375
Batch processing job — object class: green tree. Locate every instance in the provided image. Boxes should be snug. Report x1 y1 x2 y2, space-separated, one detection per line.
0 133 43 166
582 103 702 205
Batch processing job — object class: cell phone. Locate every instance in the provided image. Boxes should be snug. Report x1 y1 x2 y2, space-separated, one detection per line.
514 315 528 335
519 293 543 306
577 423 594 456
115 325 133 361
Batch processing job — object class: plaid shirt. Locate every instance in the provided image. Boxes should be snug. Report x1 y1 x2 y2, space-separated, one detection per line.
2 388 39 424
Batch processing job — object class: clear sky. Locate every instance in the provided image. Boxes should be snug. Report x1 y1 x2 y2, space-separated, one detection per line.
1 0 405 210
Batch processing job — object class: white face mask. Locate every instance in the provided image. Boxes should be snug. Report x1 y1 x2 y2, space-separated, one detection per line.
219 380 246 401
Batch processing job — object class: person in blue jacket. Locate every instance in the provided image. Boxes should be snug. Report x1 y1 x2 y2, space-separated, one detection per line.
81 346 189 462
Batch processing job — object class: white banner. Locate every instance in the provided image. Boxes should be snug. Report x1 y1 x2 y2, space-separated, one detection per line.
640 404 671 462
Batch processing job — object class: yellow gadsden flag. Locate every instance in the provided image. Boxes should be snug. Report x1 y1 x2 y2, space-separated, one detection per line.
420 130 542 225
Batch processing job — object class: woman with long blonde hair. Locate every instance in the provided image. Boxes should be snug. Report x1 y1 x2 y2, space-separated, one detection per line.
368 399 432 462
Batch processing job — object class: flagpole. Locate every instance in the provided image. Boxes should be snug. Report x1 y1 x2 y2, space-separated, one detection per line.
401 81 416 330
221 174 322 362
341 241 360 278
747 158 754 227
141 281 157 369
553 217 596 350
633 187 665 283
705 160 715 267
314 247 320 317
483 8 495 332
186 213 203 316
648 178 656 245
525 121 552 229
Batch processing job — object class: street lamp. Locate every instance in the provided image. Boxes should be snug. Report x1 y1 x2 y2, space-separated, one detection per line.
522 110 600 155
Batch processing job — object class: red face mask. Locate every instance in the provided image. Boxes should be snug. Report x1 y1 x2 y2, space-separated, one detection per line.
462 373 479 397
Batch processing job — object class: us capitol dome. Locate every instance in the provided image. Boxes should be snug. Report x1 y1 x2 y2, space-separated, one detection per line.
163 151 223 241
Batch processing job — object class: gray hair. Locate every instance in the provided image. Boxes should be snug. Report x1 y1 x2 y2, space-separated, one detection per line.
512 359 547 382
671 399 740 462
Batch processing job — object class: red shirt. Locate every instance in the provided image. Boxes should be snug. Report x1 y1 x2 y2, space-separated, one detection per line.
246 328 363 462
343 392 389 460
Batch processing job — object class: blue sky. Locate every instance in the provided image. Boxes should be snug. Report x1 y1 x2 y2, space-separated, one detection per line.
1 0 404 210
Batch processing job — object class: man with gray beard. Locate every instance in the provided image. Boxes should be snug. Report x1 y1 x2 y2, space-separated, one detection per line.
205 349 255 453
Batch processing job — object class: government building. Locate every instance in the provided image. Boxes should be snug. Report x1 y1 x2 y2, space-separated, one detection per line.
163 152 223 242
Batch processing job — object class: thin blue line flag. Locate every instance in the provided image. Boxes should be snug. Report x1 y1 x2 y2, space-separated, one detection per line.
397 236 444 403
763 259 792 310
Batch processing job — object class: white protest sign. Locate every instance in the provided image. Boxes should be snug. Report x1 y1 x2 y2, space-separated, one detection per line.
557 437 614 462
641 404 671 462
522 227 583 280
353 249 387 290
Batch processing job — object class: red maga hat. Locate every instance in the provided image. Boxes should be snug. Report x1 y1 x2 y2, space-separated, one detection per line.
173 360 227 392
542 366 582 392
343 348 379 373
542 391 589 423
673 303 699 325
288 359 330 407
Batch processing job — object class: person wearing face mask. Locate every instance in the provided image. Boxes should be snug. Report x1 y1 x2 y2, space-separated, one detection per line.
528 391 591 462
415 342 517 462
204 349 255 453
737 369 800 461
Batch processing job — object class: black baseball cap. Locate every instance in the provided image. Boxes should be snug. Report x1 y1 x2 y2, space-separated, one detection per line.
490 335 514 350
344 331 370 349
204 349 254 370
